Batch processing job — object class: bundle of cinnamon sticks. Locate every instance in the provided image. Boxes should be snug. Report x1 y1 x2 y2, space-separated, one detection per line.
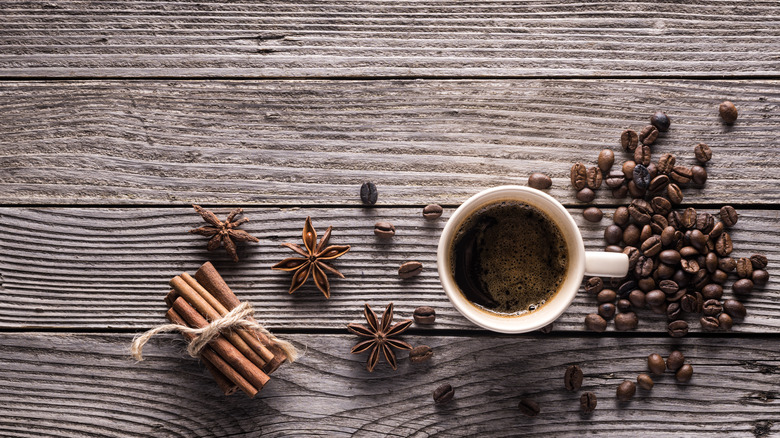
165 261 287 397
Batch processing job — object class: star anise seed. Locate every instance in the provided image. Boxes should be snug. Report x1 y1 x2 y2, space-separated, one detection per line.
189 205 259 262
271 216 350 298
347 303 412 372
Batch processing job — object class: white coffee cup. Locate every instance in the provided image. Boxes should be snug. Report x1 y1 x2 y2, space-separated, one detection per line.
437 185 629 333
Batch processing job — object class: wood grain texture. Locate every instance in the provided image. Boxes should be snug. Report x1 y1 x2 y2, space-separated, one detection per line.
1 1 780 78
0 333 777 437
1 207 777 332
1 79 779 205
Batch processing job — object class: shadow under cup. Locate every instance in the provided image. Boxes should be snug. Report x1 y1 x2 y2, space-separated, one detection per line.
437 186 616 334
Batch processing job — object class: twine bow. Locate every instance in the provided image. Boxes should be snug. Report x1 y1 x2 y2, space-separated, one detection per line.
131 302 299 363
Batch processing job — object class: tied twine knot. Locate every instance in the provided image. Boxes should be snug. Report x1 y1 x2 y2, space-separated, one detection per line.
131 302 299 363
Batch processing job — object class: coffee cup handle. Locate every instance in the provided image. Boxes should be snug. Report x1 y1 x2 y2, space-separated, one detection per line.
584 252 629 278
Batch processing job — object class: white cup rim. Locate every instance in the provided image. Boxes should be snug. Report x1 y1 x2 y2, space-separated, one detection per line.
437 185 585 333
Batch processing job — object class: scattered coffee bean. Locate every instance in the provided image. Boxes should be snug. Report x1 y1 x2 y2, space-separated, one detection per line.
637 374 654 390
633 164 650 189
621 129 639 151
646 290 666 307
423 204 443 220
753 269 769 286
583 207 604 222
606 170 626 189
433 383 454 404
696 212 715 233
618 280 637 298
668 320 689 337
360 182 378 205
719 101 738 124
518 398 540 417
398 261 423 279
577 187 596 203
615 312 638 331
693 143 712 164
701 284 723 300
651 111 671 132
749 254 768 269
564 365 584 391
617 380 636 402
629 199 653 225
709 221 724 240
580 392 597 414
613 206 630 226
604 224 623 244
691 165 708 185
571 163 588 190
634 145 652 167
586 277 604 294
648 175 670 195
667 183 683 204
666 351 685 371
599 303 616 320
736 257 753 278
720 206 739 227
617 299 632 312
670 166 693 185
719 312 734 330
676 364 693 383
711 269 729 284
413 306 436 324
719 257 736 272
373 221 396 238
597 289 617 303
585 313 607 332
622 161 636 179
409 345 433 363
723 299 746 319
639 125 659 145
628 290 646 308
703 299 723 317
715 233 733 257
701 316 719 331
598 149 615 172
528 173 552 190
648 353 666 374
641 235 662 257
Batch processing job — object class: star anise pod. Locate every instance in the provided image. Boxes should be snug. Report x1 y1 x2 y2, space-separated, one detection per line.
189 205 259 262
271 216 350 298
347 303 412 372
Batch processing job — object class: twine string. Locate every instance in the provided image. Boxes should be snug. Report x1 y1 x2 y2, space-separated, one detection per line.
131 302 299 363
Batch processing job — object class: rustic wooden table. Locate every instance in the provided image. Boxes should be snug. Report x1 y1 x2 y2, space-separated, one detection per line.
1 2 780 436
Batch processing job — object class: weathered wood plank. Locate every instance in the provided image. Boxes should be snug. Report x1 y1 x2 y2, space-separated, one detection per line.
1 79 779 205
1 207 776 332
1 1 780 78
0 333 777 437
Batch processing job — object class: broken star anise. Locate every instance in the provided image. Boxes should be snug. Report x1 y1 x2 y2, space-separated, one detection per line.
189 205 259 262
347 303 412 372
271 216 350 299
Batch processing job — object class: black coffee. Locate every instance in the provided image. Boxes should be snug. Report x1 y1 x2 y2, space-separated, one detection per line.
451 200 568 316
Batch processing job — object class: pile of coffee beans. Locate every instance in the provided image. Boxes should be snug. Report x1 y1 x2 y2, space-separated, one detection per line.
574 111 769 336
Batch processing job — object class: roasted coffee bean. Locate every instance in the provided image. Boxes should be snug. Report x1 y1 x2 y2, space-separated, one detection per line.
689 229 707 251
638 277 656 292
629 199 653 225
571 163 588 190
676 364 694 383
409 345 434 363
623 224 640 246
696 213 715 233
640 235 661 257
719 101 738 124
586 167 603 190
413 306 436 324
733 278 754 294
660 227 677 247
585 313 607 332
673 269 689 288
518 398 540 417
700 316 719 331
360 182 378 205
711 269 728 284
705 252 719 273
719 257 736 272
753 269 770 286
680 258 700 274
634 144 652 167
577 187 596 203
635 256 654 278
374 221 396 238
659 279 679 295
598 149 615 172
528 173 553 190
667 288 687 303
680 294 698 313
647 175 669 195
639 224 653 243
701 284 723 300
723 299 746 319
720 206 739 227
656 263 675 279
639 125 659 145
647 163 658 179
633 164 650 189
617 299 632 312
617 380 637 402
585 277 604 294
621 129 639 151
628 290 646 308
649 199 671 218
622 161 636 179
434 383 455 404
583 207 603 222
618 280 637 298
628 180 646 199
580 392 597 414
650 214 668 234
691 165 708 185
703 299 723 317
398 261 423 279
615 312 638 331
423 204 444 220
637 374 654 390
623 246 640 270
597 289 617 303
750 254 768 270
657 153 676 174
668 320 689 337
709 221 724 240
605 224 623 244
670 166 693 185
680 207 696 229
606 245 623 253
667 302 682 320
606 170 626 189
564 365 584 391
613 206 630 226
719 313 734 330
612 184 629 199
693 143 712 164
736 257 753 278
667 183 683 204
646 290 666 307
666 351 685 371
651 111 671 132
715 233 733 256
599 302 616 320
659 249 681 266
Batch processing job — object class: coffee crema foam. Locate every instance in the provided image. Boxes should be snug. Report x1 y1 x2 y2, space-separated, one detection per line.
451 200 568 316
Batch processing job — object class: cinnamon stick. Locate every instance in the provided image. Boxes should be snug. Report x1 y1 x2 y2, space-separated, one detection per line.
195 262 287 373
170 276 269 370
166 307 242 396
171 296 269 392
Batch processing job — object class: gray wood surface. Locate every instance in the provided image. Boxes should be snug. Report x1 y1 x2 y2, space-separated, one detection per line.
1 80 779 205
1 206 776 333
1 1 780 78
0 333 777 437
